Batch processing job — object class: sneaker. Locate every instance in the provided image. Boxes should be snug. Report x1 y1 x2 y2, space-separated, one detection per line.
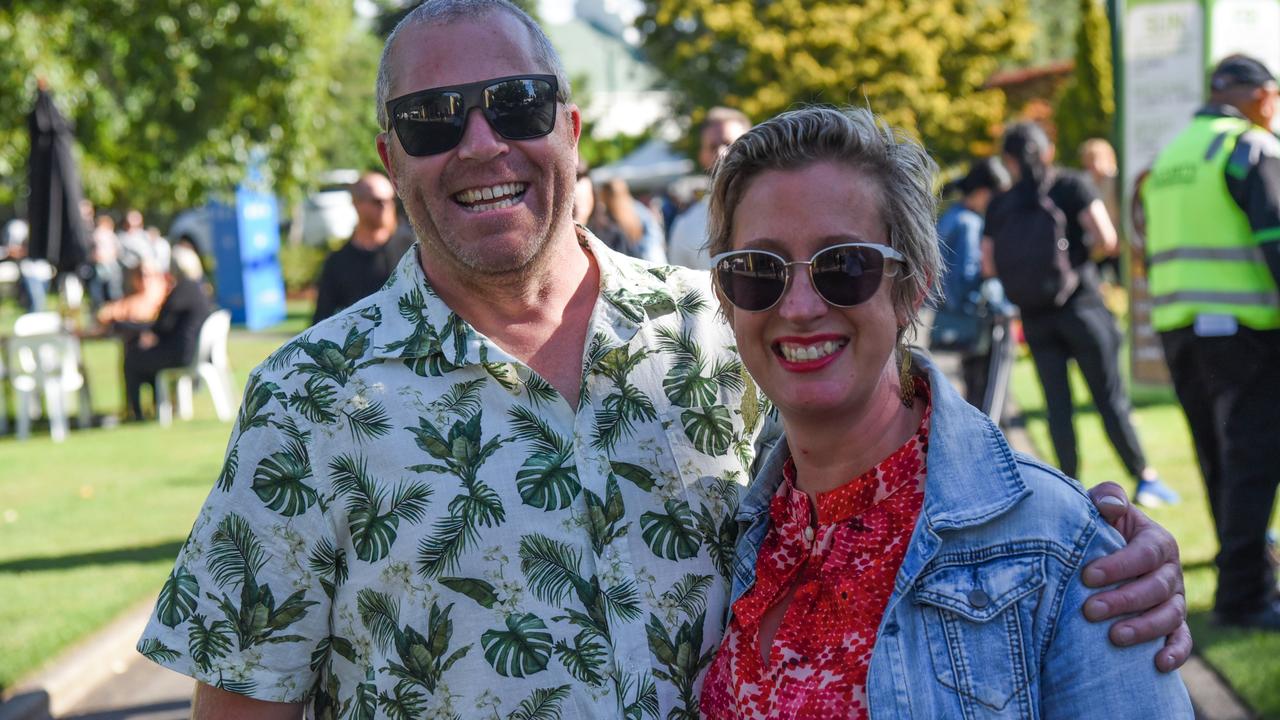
1134 478 1181 508
1213 599 1280 632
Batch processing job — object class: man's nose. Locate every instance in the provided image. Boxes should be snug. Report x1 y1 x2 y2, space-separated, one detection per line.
456 108 508 161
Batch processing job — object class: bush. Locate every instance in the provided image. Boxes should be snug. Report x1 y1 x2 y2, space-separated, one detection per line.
278 242 329 294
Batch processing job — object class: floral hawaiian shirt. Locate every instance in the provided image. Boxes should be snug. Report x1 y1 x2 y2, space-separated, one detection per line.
137 232 774 720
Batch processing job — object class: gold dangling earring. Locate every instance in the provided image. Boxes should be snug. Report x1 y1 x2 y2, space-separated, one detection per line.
898 345 914 407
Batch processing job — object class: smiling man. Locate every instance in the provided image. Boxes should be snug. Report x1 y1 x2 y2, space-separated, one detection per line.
136 2 1193 718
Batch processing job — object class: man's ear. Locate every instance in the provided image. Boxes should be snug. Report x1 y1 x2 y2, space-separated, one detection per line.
567 104 582 145
376 133 399 193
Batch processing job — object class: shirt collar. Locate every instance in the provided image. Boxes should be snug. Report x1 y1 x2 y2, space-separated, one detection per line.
737 351 1028 530
369 230 682 368
1196 103 1250 121
914 351 1029 530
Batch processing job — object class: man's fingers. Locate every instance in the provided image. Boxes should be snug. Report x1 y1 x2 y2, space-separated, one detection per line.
1156 621 1193 672
1087 481 1131 524
1107 593 1187 648
1083 561 1181 620
1082 529 1172 587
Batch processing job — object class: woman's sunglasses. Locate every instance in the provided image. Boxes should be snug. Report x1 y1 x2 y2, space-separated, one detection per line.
386 74 559 157
711 243 906 312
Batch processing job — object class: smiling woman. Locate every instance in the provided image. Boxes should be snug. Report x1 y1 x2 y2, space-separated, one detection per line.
697 106 1194 720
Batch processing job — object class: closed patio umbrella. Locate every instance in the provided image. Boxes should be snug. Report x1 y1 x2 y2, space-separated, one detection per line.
27 84 89 273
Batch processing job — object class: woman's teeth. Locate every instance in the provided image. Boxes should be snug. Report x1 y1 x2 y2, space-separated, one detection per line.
455 182 527 211
778 340 845 362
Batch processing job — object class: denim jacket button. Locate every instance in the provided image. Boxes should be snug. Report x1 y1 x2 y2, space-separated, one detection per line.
967 588 991 609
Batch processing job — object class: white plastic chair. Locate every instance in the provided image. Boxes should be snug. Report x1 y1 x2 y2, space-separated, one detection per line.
8 311 91 441
157 309 234 425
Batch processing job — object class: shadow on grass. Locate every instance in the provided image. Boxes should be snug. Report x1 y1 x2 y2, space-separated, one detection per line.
0 539 184 573
1017 396 1173 424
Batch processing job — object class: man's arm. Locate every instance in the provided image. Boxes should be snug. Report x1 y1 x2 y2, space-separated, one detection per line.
979 235 997 279
1078 198 1119 259
1083 483 1192 672
1225 129 1280 285
192 682 304 720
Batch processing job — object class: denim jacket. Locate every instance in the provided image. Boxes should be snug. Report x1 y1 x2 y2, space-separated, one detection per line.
727 353 1191 719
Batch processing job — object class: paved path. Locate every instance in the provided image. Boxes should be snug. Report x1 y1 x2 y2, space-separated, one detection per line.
0 349 1253 720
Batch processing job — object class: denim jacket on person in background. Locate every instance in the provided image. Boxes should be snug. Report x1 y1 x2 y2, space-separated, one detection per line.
727 352 1192 719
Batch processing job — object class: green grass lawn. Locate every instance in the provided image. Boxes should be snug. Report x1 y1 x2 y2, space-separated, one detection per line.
1009 346 1280 718
0 300 311 692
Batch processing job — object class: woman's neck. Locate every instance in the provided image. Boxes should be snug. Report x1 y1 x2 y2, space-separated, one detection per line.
782 371 924 503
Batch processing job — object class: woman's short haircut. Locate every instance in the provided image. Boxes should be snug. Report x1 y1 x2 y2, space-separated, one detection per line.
170 242 204 282
706 105 942 340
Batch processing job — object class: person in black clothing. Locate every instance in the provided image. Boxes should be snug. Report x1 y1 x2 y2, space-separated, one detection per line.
122 243 212 421
982 122 1179 508
312 172 414 324
1142 55 1280 630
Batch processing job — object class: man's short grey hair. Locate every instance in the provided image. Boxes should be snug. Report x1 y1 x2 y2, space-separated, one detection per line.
375 0 572 132
706 106 942 341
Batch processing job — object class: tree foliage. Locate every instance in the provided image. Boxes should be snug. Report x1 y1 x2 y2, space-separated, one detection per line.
1025 0 1079 65
1054 0 1114 161
0 1 383 215
635 0 1034 165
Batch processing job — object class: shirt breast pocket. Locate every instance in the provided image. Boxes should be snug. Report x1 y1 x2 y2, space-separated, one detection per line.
913 554 1045 714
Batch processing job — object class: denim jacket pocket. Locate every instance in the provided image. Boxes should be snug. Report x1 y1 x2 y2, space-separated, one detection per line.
913 554 1045 713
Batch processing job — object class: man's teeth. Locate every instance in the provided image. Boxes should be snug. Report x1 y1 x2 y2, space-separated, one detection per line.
778 340 844 362
455 182 527 208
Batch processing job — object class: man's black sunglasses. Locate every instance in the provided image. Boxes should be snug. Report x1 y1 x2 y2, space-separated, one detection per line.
386 74 559 157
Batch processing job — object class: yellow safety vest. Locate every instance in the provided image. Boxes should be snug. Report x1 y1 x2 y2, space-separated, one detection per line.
1143 115 1280 331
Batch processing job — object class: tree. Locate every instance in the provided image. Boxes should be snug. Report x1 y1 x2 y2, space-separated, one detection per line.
0 1 382 215
1054 0 1114 161
635 0 1034 165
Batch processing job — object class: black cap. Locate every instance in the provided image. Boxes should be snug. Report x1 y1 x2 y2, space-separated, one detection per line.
1210 54 1277 91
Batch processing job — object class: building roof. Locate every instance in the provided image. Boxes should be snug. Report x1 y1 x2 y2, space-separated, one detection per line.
985 60 1075 89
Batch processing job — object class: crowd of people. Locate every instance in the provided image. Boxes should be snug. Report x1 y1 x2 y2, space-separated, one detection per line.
1 202 215 423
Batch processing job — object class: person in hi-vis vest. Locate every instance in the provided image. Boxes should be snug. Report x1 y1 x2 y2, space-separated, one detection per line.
1143 54 1280 631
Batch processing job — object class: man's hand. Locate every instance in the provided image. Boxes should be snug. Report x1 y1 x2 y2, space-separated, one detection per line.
1085 482 1191 672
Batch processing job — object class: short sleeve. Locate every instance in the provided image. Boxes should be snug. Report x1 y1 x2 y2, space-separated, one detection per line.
136 367 334 702
1225 129 1280 239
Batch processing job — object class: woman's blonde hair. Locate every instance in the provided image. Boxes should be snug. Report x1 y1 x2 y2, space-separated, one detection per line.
706 105 942 340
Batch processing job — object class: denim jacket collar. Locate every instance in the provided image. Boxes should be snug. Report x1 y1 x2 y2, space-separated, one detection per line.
735 351 1029 532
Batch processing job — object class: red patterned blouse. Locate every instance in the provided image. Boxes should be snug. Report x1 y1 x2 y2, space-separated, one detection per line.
701 389 931 720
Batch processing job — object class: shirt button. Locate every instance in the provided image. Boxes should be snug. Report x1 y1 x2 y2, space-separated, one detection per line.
803 526 814 542
967 588 991 609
